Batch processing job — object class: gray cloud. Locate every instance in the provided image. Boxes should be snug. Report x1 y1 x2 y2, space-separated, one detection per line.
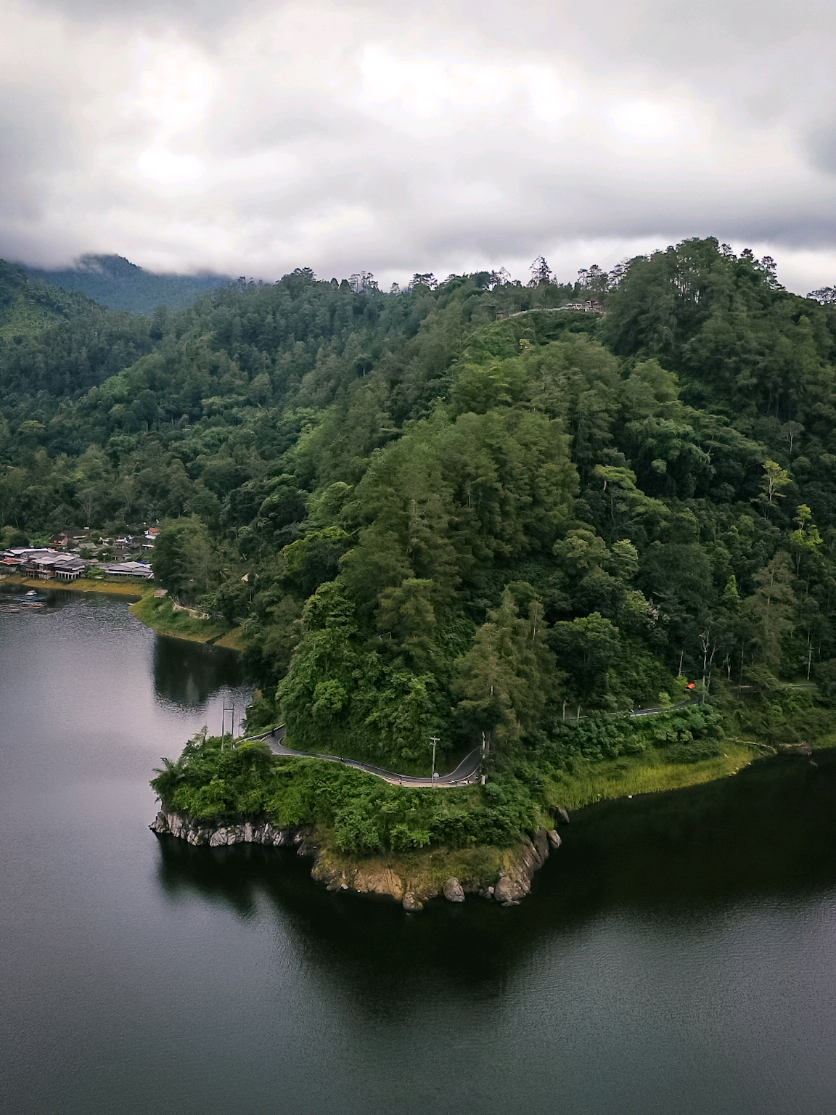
2 0 836 292
807 120 836 176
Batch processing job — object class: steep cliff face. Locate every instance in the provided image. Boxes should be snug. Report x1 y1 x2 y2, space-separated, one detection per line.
493 830 554 904
150 809 563 908
150 808 303 849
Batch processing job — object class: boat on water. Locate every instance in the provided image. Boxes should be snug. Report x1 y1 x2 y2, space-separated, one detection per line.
18 590 47 603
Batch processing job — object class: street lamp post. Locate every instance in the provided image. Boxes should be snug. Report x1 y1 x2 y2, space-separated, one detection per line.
429 735 439 779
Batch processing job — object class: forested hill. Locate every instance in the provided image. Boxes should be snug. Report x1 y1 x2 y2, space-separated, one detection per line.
21 254 232 315
3 238 836 770
0 259 158 402
0 260 100 339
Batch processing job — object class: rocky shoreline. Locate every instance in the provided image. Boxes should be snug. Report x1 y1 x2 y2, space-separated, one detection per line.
149 807 565 909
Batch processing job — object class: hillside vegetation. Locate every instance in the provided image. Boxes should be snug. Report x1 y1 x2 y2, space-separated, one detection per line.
0 260 103 340
4 239 836 851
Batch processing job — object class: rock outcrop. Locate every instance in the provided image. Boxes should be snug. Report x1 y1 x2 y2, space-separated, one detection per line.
150 809 300 848
780 741 813 756
494 831 551 906
442 877 465 903
311 857 407 901
151 809 560 909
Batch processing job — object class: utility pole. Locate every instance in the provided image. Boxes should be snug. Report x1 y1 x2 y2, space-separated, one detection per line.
430 735 439 779
222 701 235 748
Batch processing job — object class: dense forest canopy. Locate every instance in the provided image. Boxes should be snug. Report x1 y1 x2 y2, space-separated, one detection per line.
4 237 836 769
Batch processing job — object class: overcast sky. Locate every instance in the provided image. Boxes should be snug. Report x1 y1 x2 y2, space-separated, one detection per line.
2 0 835 292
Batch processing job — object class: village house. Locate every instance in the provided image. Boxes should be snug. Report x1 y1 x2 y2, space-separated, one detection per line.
113 536 138 559
2 547 153 583
50 528 88 551
103 560 154 580
1 548 89 581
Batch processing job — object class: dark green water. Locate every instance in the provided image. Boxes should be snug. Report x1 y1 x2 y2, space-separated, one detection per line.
2 592 836 1115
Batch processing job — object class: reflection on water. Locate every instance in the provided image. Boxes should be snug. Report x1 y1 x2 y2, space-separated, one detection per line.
146 751 836 1115
551 751 836 907
154 750 836 970
153 634 246 710
3 594 836 1115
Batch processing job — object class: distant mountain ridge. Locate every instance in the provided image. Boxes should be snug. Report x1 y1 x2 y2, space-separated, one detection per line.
20 254 232 315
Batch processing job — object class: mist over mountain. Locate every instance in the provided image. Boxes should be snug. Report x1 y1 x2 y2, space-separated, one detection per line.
20 254 232 316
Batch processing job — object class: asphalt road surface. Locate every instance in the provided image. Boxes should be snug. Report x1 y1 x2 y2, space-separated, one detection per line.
260 726 483 788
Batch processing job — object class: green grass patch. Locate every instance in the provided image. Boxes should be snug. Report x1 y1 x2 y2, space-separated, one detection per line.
1 574 143 597
130 591 237 644
213 627 247 651
537 743 756 812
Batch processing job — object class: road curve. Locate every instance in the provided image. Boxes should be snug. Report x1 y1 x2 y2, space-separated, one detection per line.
256 726 483 788
249 692 761 785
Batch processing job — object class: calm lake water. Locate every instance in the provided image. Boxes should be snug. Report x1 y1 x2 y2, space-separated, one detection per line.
2 590 836 1115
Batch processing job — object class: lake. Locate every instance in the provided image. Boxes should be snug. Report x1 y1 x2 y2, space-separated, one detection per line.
1 590 835 1115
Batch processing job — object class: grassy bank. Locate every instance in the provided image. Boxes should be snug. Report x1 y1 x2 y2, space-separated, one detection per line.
147 729 775 898
0 573 143 597
281 730 836 897
212 628 247 651
535 740 758 811
130 590 240 646
0 573 247 647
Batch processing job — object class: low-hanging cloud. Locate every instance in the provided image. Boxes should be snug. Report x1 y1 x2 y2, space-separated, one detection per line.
3 0 836 292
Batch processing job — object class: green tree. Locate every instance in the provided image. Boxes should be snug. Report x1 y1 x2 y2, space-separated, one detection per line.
375 578 437 671
758 460 792 518
743 552 798 669
152 515 215 601
591 465 668 541
550 612 622 706
789 504 822 574
454 589 555 751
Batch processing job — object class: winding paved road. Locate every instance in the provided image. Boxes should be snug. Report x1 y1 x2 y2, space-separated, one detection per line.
249 685 819 787
259 726 483 788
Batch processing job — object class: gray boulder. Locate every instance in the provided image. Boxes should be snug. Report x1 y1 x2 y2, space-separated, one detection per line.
532 830 550 865
494 874 527 905
442 877 465 903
